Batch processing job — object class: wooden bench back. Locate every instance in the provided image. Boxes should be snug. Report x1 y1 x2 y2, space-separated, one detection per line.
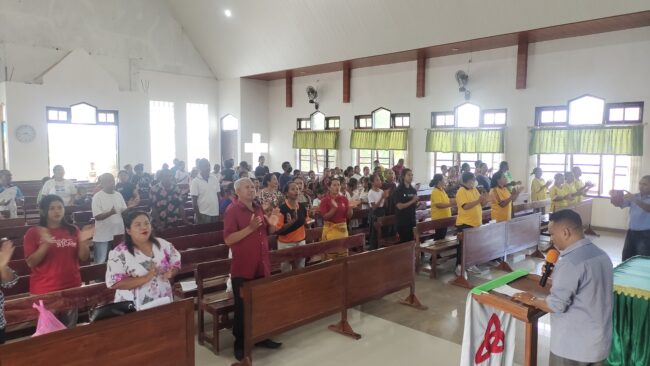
462 222 507 269
167 231 225 251
158 222 224 238
505 213 541 256
269 234 365 268
413 216 457 245
196 258 232 299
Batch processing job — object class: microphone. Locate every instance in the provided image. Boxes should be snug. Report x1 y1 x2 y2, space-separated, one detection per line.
539 249 559 287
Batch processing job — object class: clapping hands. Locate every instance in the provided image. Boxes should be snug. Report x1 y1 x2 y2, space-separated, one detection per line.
0 240 15 269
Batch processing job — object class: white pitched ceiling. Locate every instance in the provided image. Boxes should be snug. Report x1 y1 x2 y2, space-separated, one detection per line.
168 0 649 79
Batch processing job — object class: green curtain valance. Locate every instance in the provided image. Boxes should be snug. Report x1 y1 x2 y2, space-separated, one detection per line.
529 124 643 156
425 128 504 153
292 130 339 149
350 129 408 150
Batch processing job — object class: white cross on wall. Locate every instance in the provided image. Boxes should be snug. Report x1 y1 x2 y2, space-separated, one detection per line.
244 133 268 163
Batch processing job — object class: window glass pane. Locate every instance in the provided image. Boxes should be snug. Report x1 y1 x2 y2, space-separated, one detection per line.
568 96 604 125
222 114 238 130
71 103 97 124
372 108 391 129
98 113 107 123
445 115 454 125
58 111 68 121
539 154 566 164
311 112 325 130
435 115 446 126
456 103 480 128
48 110 58 120
540 110 554 123
554 110 567 123
483 113 495 125
187 103 210 167
494 113 506 125
106 113 115 123
150 101 176 171
608 108 624 122
624 107 640 121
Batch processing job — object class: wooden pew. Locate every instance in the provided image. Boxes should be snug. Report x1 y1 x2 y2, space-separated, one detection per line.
167 230 225 251
0 217 26 228
569 198 596 236
413 216 459 278
4 263 108 298
505 213 543 258
158 222 224 238
373 215 400 248
451 221 509 289
172 245 230 300
0 225 31 244
348 207 370 236
235 240 426 365
305 227 323 243
1 298 195 366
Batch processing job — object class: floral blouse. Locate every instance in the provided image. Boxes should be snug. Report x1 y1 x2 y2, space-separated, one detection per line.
105 238 181 310
0 269 18 329
258 189 284 208
149 183 184 230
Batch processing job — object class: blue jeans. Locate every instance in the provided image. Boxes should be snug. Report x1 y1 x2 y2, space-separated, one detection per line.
93 241 110 264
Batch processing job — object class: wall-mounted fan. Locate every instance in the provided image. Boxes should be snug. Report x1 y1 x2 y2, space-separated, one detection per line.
306 86 319 110
455 70 471 100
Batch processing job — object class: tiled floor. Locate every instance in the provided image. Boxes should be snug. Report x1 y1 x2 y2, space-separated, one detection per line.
196 230 625 366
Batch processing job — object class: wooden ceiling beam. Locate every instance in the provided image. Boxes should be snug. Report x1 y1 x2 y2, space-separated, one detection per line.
416 51 426 98
285 72 292 108
343 62 351 103
516 34 529 90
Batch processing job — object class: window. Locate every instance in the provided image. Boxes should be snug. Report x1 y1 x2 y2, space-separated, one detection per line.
431 105 506 128
295 113 338 172
356 150 407 171
456 103 480 128
606 102 643 123
355 115 372 129
372 108 391 129
297 118 310 130
326 117 340 129
535 106 568 126
392 113 410 127
149 101 176 171
296 149 337 173
221 114 238 130
186 103 209 166
47 103 118 181
535 153 631 196
432 112 454 127
568 95 605 125
482 109 507 126
70 103 97 124
47 107 69 122
429 153 504 178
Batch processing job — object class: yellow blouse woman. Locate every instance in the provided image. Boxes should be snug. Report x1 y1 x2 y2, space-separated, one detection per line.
549 173 572 212
490 171 521 222
430 174 454 240
530 168 551 201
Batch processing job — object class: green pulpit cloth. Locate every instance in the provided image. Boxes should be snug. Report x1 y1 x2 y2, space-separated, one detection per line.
608 256 650 366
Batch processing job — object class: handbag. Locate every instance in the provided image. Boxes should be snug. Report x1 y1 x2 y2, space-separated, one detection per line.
89 301 136 322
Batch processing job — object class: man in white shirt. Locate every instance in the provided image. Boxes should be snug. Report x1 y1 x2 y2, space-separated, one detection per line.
0 170 24 218
92 173 127 264
352 165 363 181
190 159 220 224
38 165 77 206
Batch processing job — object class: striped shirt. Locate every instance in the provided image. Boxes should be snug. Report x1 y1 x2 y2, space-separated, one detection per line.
1 269 18 329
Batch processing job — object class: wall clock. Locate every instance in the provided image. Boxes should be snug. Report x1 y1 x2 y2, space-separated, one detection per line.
15 125 36 143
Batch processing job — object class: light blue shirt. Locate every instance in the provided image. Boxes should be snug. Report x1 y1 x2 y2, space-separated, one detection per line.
546 238 613 362
622 193 650 231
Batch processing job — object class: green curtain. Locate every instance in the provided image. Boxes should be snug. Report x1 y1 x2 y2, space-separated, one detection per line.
349 129 408 150
529 125 643 156
425 128 504 153
292 130 339 149
608 293 650 366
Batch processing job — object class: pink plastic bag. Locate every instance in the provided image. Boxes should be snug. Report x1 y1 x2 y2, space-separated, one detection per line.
32 300 67 337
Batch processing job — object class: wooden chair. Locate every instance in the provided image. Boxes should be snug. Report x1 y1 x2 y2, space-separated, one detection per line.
373 215 400 248
0 218 26 228
196 259 234 354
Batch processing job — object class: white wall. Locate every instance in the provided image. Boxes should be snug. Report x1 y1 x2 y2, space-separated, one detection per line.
266 27 650 229
240 78 270 167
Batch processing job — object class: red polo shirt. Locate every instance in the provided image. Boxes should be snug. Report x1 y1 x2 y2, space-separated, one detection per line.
319 194 349 224
224 199 271 279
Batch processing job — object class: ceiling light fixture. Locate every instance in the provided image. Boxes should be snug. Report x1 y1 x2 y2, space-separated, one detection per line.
224 9 232 17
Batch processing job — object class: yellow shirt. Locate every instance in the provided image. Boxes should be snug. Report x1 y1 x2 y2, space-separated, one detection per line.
490 186 512 222
456 186 482 227
549 184 570 212
573 179 584 204
430 188 451 220
531 178 547 201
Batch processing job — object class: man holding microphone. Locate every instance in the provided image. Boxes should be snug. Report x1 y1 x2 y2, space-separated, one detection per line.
513 210 613 366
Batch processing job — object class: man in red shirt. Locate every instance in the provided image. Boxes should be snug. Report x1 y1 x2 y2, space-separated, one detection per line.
392 158 405 177
224 177 282 361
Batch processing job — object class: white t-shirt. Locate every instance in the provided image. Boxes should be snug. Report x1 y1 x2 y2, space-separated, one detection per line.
40 179 77 206
190 173 221 216
368 189 385 208
175 170 190 185
92 190 127 242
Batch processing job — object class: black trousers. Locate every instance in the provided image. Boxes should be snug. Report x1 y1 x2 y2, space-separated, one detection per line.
232 277 249 353
455 224 474 266
0 327 5 344
622 229 650 261
397 223 415 243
